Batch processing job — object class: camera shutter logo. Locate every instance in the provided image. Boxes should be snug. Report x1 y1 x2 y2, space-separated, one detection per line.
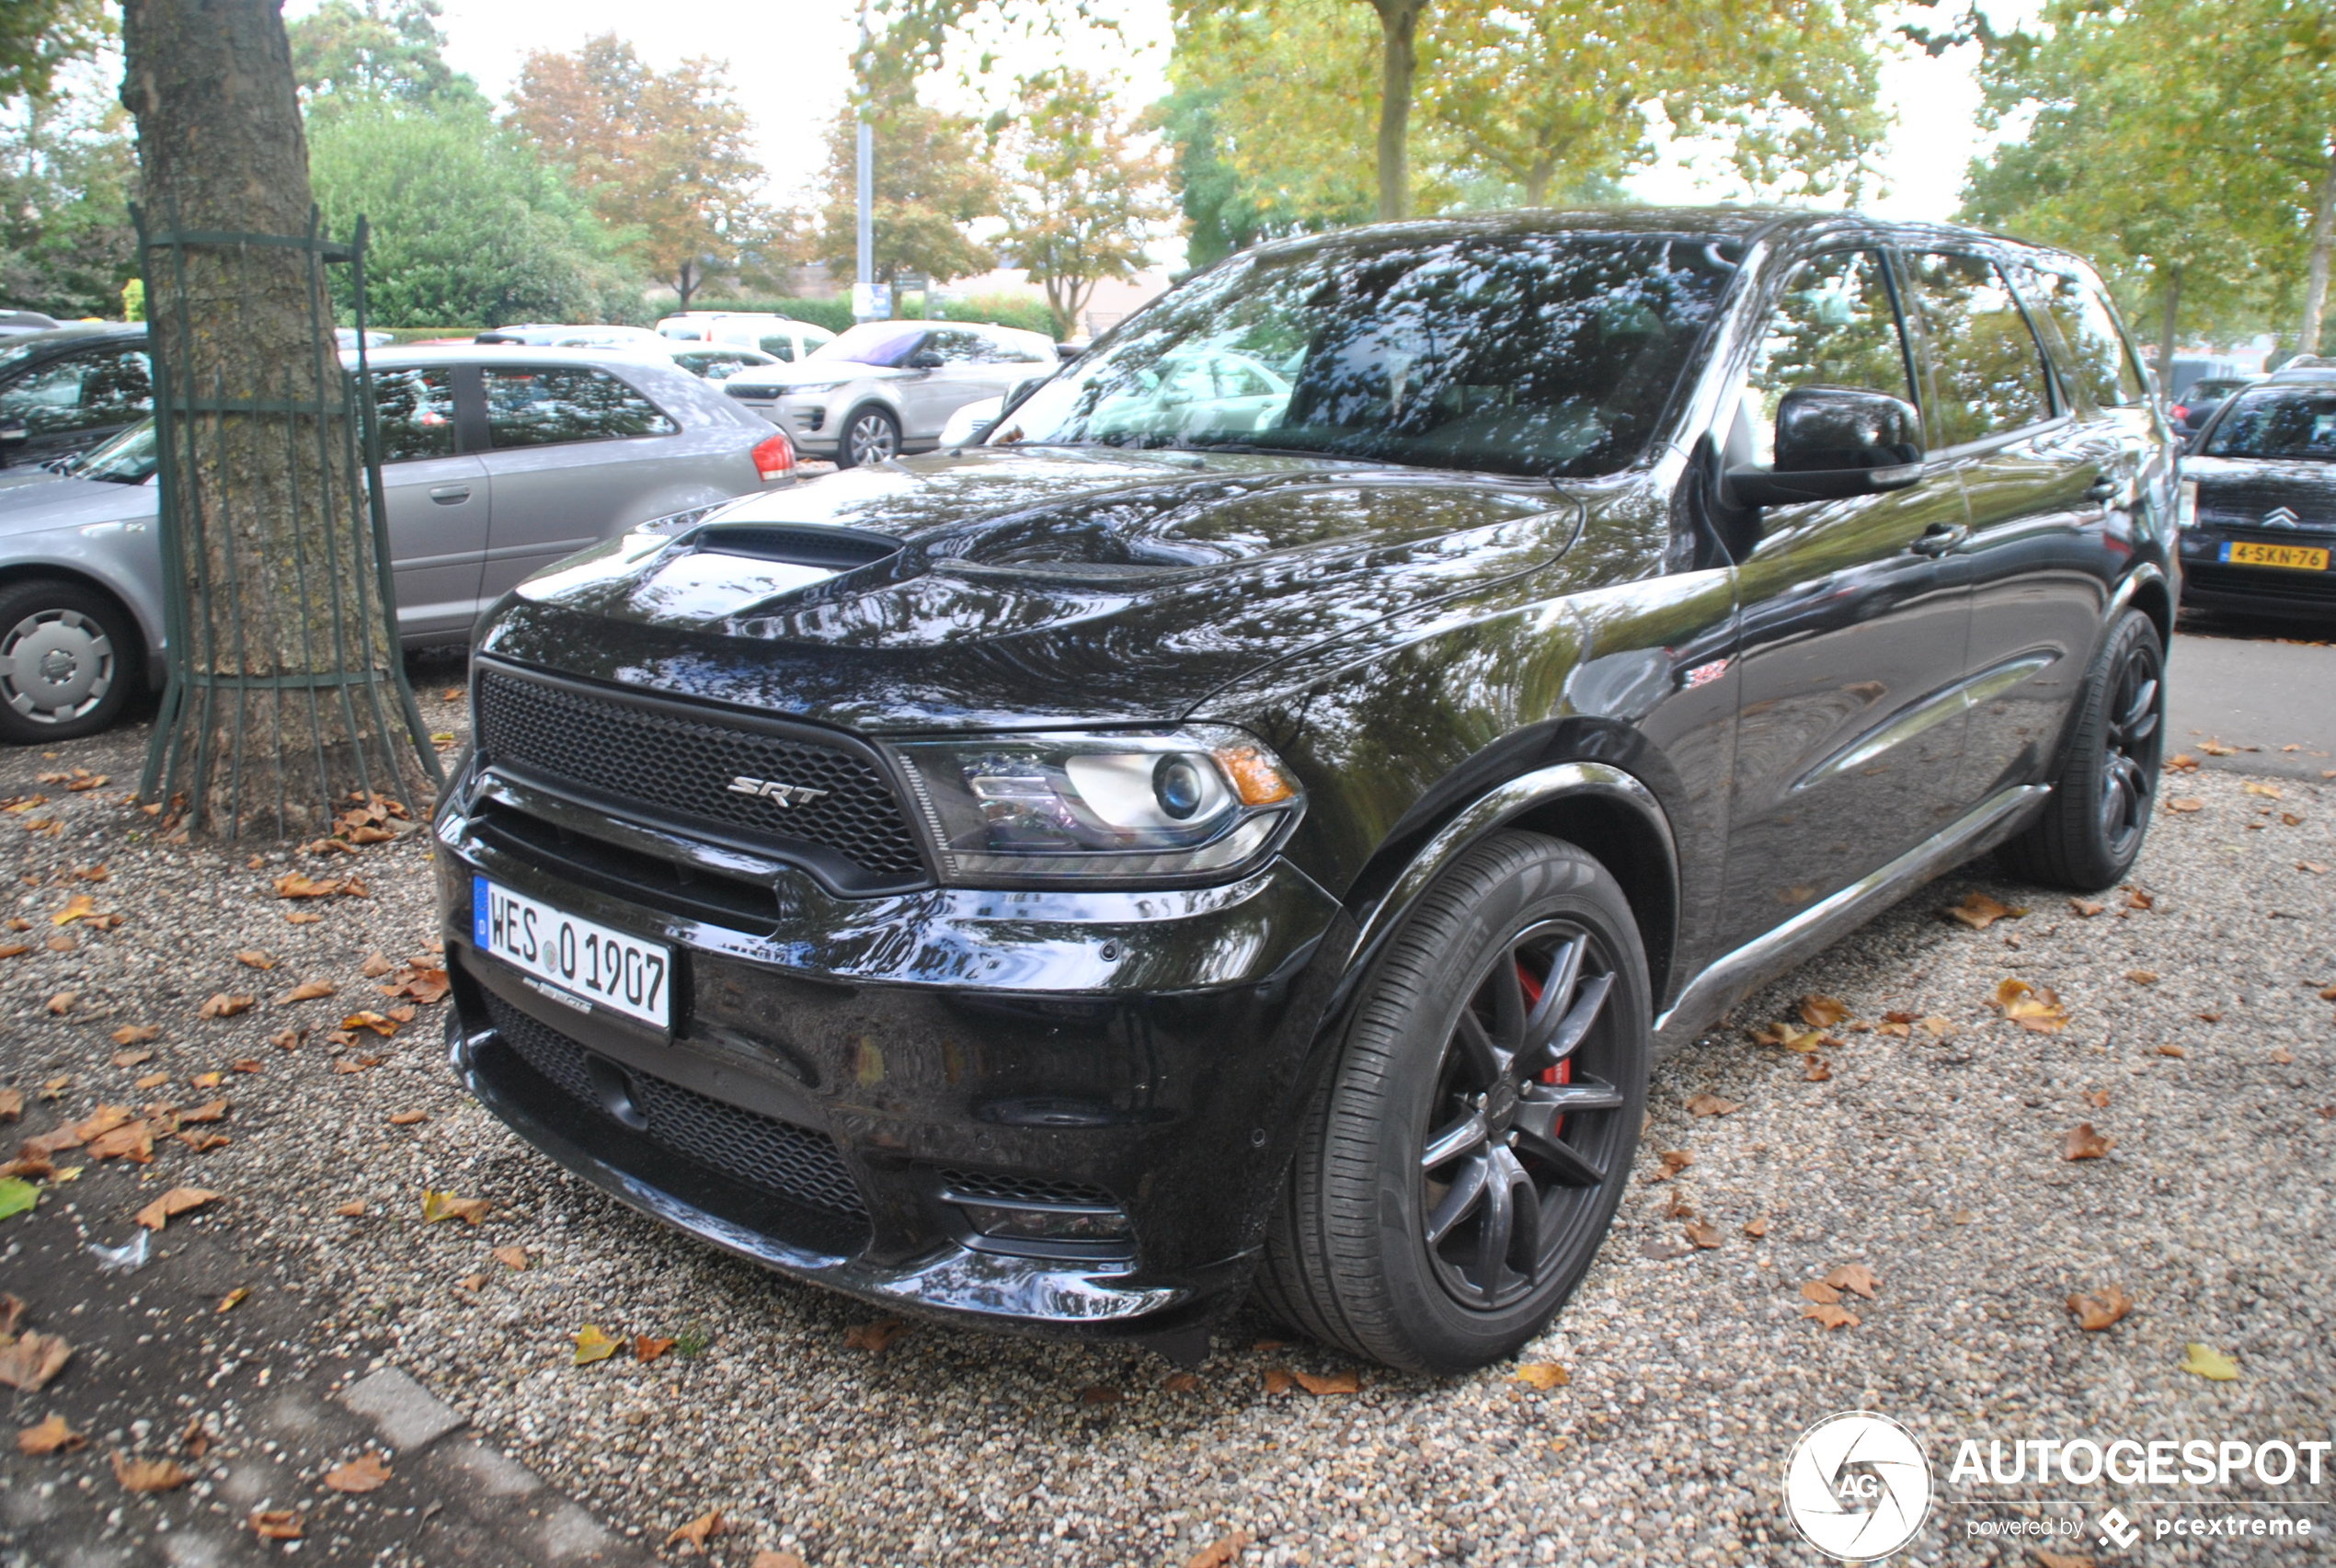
1782 1411 1933 1560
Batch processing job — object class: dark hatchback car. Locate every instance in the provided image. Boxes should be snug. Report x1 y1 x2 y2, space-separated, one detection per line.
2178 365 2336 614
0 325 150 468
435 208 2177 1372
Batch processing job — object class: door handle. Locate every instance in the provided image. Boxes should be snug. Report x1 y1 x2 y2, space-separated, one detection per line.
429 486 471 504
2086 476 2118 501
1908 522 1967 556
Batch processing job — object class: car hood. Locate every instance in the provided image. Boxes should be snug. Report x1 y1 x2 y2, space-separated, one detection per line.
2185 454 2336 527
478 445 1586 733
0 473 155 534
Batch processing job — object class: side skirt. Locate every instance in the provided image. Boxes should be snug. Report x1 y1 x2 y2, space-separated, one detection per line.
1653 783 2050 1054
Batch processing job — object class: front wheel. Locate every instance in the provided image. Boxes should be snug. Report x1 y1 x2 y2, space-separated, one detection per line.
836 405 900 469
1998 607 2163 889
1258 830 1650 1373
0 578 139 744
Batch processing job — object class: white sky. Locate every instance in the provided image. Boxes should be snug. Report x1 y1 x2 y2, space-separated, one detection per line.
304 0 2029 258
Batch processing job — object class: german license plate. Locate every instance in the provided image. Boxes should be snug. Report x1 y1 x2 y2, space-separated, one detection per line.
472 876 670 1029
2223 540 2330 571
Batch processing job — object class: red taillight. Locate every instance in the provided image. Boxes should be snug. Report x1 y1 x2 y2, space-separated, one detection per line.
2170 405 2188 422
751 430 795 480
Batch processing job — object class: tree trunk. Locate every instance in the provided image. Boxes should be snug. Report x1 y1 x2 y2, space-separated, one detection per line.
1525 158 1553 208
120 0 426 835
675 258 700 313
2300 149 2336 355
1371 0 1423 222
2155 264 2182 395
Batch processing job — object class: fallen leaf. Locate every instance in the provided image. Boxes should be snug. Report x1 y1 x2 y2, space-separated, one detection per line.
2165 797 2204 813
634 1334 676 1362
273 872 366 899
2083 1088 2111 1109
1801 1301 1861 1329
0 1090 17 1123
361 953 395 979
2069 898 2105 917
1683 1219 1723 1249
1798 993 1850 1028
491 1245 529 1270
249 1508 303 1539
0 944 25 958
2067 1286 2133 1332
1649 1148 1692 1181
134 1072 168 1091
44 991 75 1015
1803 1054 1832 1081
572 1324 622 1366
335 1200 366 1217
268 1027 305 1050
842 1319 905 1353
1826 1264 1880 1299
2035 1551 2095 1568
2061 1124 2113 1161
2199 738 2237 756
1187 1531 1254 1568
177 1129 229 1153
1684 1093 1740 1117
17 1413 82 1454
196 994 253 1020
751 1554 808 1568
0 1294 20 1334
1078 1383 1122 1404
180 1417 213 1459
2242 781 2284 798
324 1452 392 1493
2165 751 2199 772
230 1059 260 1075
132 1185 221 1231
1660 1188 1694 1219
2124 969 2158 985
1743 1215 1770 1238
2271 1047 2296 1065
1163 1371 1200 1393
455 1273 487 1292
52 894 104 926
2301 862 2329 876
285 910 323 924
216 1288 248 1313
1752 1020 1831 1051
420 1190 489 1225
1262 1368 1295 1394
180 1100 226 1124
1994 978 2070 1033
2180 1343 2239 1381
110 1024 160 1047
340 1009 399 1036
0 1332 68 1390
1291 1368 1361 1395
112 1450 188 1492
1802 1280 1842 1304
2124 887 2155 910
1514 1363 1569 1390
43 933 74 953
2159 1043 2190 1058
1946 891 2025 930
85 1120 154 1163
664 1508 726 1551
233 950 275 971
388 1110 427 1127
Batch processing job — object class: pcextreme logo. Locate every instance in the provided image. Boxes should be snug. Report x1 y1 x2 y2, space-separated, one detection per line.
1782 1411 1934 1561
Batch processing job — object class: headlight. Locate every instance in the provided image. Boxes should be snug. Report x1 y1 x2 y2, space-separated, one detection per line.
890 727 1302 884
2176 479 2199 531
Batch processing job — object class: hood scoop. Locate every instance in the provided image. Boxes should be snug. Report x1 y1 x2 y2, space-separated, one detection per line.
694 523 902 571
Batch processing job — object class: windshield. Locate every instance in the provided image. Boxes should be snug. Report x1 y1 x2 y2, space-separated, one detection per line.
991 232 1741 477
2204 388 2336 460
807 323 925 369
73 418 156 483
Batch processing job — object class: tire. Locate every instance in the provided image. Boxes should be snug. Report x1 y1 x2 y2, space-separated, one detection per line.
836 405 900 469
1997 607 2163 890
1258 830 1651 1373
0 578 139 744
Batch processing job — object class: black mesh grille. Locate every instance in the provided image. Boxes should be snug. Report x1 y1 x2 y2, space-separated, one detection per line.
475 666 925 886
486 992 866 1218
2188 560 2336 603
2196 481 2336 529
935 1167 1118 1207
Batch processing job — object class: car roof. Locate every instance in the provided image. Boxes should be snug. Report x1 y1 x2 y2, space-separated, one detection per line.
1 323 145 349
361 345 690 375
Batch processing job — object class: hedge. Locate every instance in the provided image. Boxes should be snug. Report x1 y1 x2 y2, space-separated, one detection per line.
682 292 1063 339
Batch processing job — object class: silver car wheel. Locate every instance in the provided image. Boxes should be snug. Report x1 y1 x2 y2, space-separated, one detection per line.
845 409 899 466
0 606 114 723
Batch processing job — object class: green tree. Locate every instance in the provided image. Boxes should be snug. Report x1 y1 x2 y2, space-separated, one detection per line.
507 35 774 310
997 71 1171 336
287 0 483 110
0 63 138 316
308 98 635 327
812 90 1000 298
0 0 106 102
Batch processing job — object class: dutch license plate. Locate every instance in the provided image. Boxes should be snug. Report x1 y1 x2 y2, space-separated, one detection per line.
2223 540 2330 571
472 876 670 1029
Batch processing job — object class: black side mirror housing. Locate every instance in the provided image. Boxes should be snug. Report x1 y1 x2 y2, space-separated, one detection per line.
1056 340 1089 361
905 349 945 370
1726 385 1925 506
0 418 27 443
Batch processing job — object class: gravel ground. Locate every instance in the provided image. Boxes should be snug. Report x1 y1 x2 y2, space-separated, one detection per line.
2 682 2331 1567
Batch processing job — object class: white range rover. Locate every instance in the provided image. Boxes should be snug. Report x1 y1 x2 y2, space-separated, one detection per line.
719 320 1062 467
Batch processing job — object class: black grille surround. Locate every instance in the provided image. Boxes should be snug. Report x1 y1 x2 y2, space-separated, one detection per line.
474 663 927 892
484 991 868 1220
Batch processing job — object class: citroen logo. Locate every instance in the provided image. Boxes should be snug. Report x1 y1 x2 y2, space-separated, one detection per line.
727 775 830 808
2262 506 2303 529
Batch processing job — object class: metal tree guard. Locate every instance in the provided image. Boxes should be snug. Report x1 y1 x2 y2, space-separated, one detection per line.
132 203 441 836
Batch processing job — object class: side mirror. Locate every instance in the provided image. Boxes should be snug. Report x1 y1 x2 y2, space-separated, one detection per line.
1727 385 1924 506
0 418 27 443
1056 340 1089 361
905 349 945 370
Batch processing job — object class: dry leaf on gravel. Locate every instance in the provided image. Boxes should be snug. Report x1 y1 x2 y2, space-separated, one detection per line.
17 1414 81 1454
1802 1280 1841 1305
2034 1551 2095 1568
1946 891 2026 929
181 1417 213 1458
273 873 366 899
388 1110 427 1127
361 953 395 978
491 1245 529 1270
0 1091 19 1122
324 1452 392 1493
751 1553 808 1568
1163 1372 1200 1393
2181 1343 2239 1380
1683 1219 1723 1249
1514 1363 1569 1390
215 1288 247 1313
842 1319 906 1353
0 1332 68 1391
177 1129 229 1154
2272 1047 2296 1064
340 1010 399 1036
335 1200 366 1217
249 1509 303 1539
2069 898 2105 917
0 944 26 959
196 994 253 1020
1291 1368 1361 1395
1994 978 2070 1033
2159 1043 2190 1058
111 1451 188 1492
2165 797 2204 813
180 1100 226 1124
44 992 75 1014
2062 1124 2113 1161
1801 1301 1861 1329
2125 969 2158 985
634 1334 676 1363
1743 1216 1770 1238
109 1047 152 1069
665 1509 726 1551
1078 1384 1122 1405
233 950 274 970
2083 1088 2111 1109
1262 1368 1295 1395
1648 1149 1692 1181
134 1186 219 1230
420 1190 489 1225
2067 1286 2133 1332
1804 1055 1832 1081
2124 887 2155 910
1826 1264 1880 1299
1798 993 1850 1028
110 1024 159 1047
1187 1532 1254 1568
1752 1020 1831 1052
2300 861 2329 875
276 979 335 1003
2242 781 2284 798
85 1121 153 1163
572 1324 622 1366
1684 1093 1739 1117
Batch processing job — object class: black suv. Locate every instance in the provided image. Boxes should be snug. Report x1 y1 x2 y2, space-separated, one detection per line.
436 209 2176 1372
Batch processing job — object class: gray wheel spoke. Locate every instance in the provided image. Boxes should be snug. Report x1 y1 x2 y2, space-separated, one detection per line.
1490 950 1529 1056
2117 674 2159 744
1522 935 1585 1052
1425 1152 1492 1244
1454 1010 1508 1085
1522 1073 1625 1114
1472 1150 1520 1295
1510 1099 1607 1185
1421 1110 1490 1170
1543 971 1614 1066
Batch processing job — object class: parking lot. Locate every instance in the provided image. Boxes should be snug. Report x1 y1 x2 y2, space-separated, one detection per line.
0 611 2325 1566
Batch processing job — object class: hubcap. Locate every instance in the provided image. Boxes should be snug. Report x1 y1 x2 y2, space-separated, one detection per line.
2096 640 2161 858
0 608 113 723
1419 920 1627 1311
848 413 898 464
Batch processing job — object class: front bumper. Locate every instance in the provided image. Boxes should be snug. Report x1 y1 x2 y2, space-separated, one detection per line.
434 788 1347 1337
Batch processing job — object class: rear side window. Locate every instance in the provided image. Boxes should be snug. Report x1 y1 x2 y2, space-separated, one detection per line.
2010 264 2148 410
1907 253 2056 446
368 367 456 463
481 366 677 449
758 335 796 361
1742 249 1916 466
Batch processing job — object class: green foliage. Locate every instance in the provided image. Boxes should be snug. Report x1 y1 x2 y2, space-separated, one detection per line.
813 90 1001 289
289 0 485 111
307 99 640 328
997 71 1172 337
0 65 138 317
0 0 106 102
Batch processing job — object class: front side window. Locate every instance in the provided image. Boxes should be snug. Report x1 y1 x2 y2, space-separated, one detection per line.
0 347 149 436
76 418 157 483
997 232 1742 478
1907 253 2056 446
758 335 797 361
2204 388 2336 460
2010 264 2147 410
1742 249 1915 466
368 366 457 463
924 329 988 363
481 366 677 449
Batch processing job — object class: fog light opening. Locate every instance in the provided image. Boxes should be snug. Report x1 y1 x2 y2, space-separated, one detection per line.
954 1198 1132 1244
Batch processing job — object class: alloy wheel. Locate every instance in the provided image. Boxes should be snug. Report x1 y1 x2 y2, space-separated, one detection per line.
1419 918 1629 1310
2095 636 2160 858
0 606 114 724
845 411 899 465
